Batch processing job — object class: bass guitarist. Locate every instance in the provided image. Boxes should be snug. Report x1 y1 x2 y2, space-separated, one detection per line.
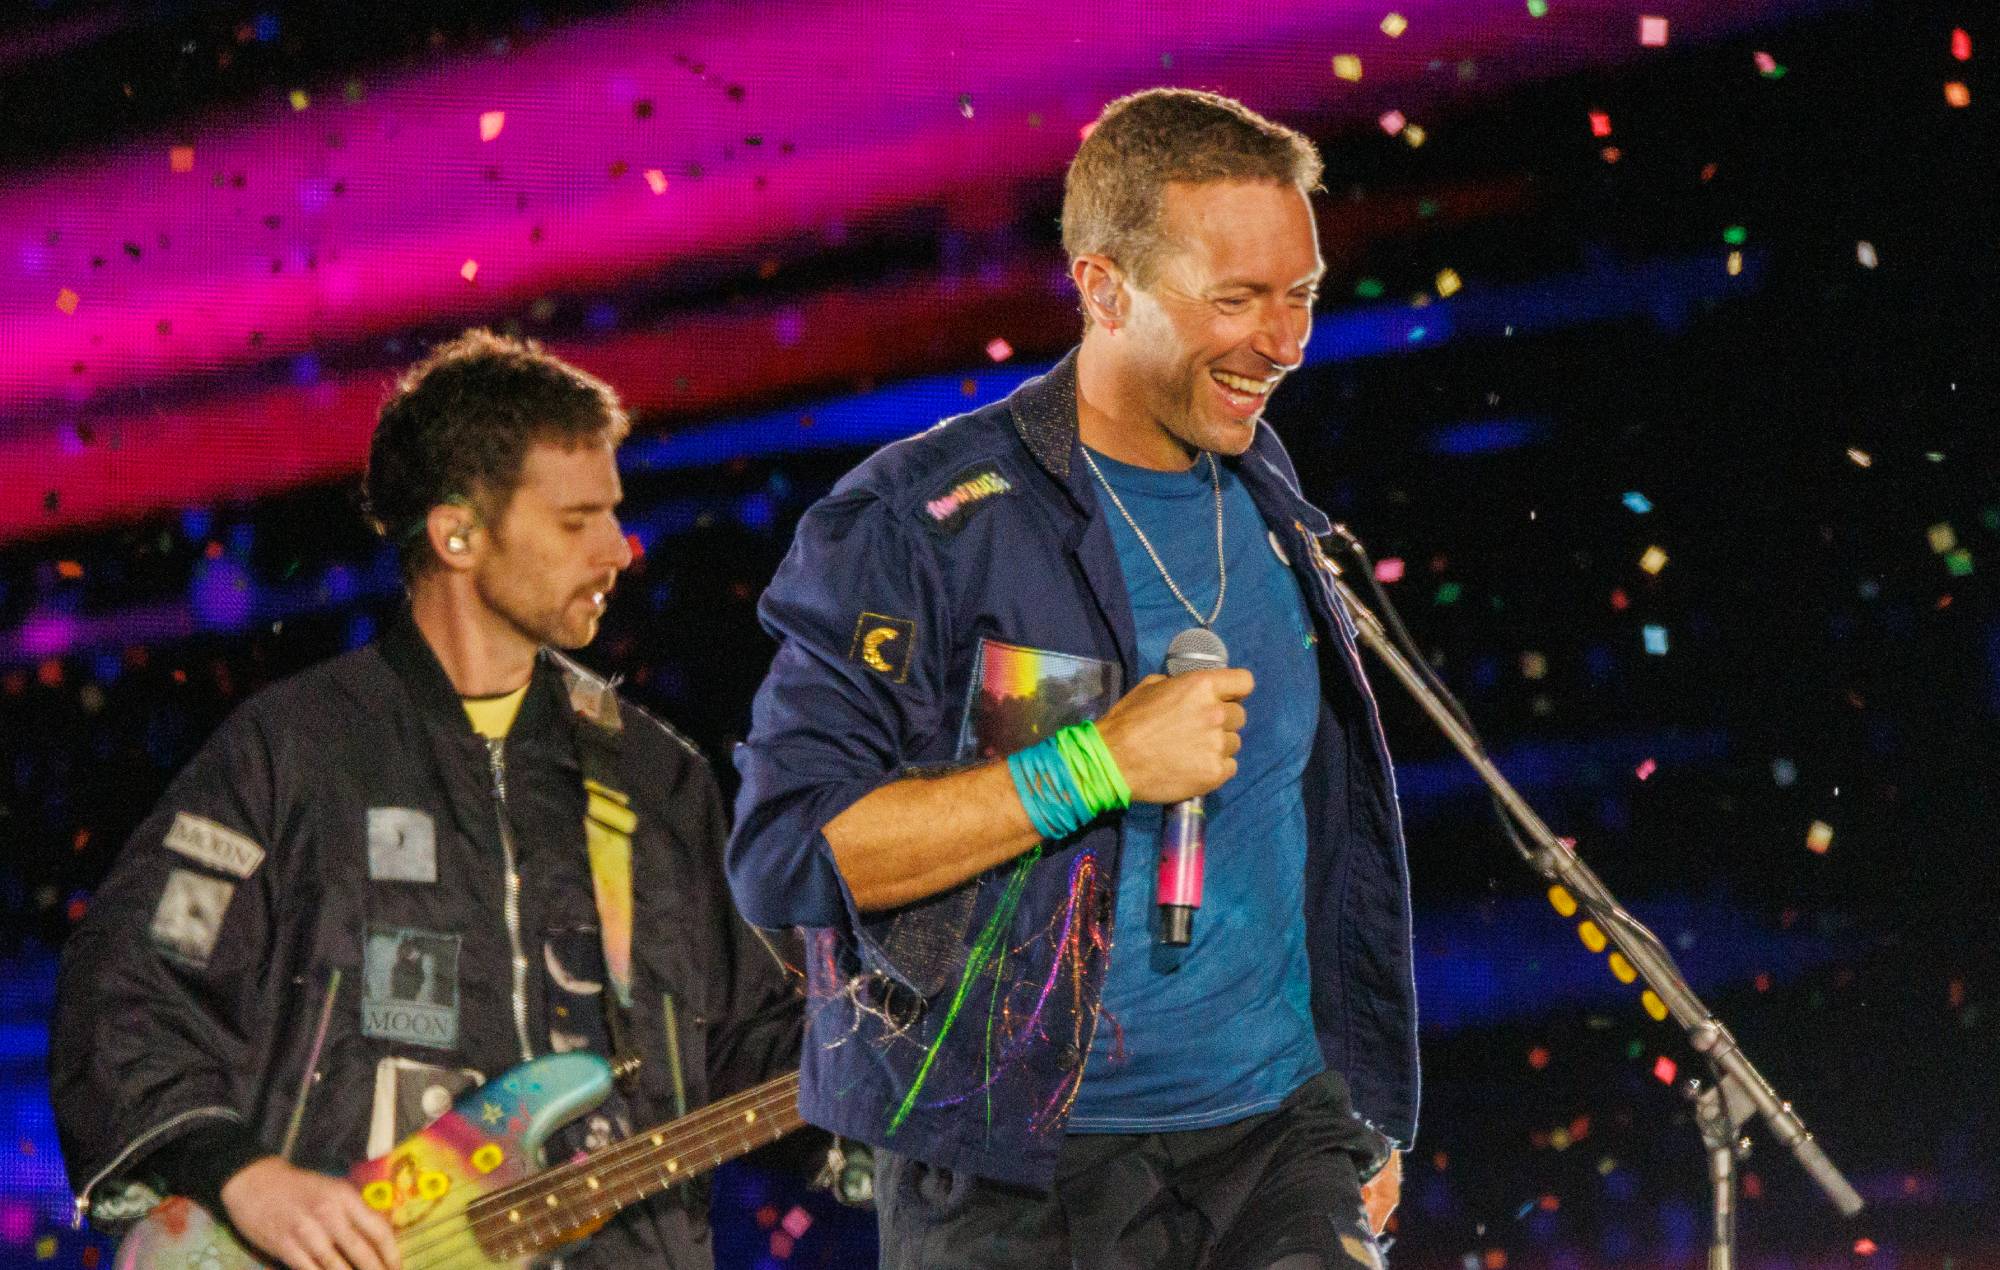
51 330 805 1270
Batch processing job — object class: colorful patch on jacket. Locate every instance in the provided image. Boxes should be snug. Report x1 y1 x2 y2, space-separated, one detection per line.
922 462 1014 536
849 612 916 683
149 868 235 967
362 925 462 1050
956 638 1122 761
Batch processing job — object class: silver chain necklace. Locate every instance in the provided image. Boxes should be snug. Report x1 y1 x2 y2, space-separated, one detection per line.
1082 447 1227 628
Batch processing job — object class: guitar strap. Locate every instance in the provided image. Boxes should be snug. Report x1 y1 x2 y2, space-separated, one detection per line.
552 656 637 1059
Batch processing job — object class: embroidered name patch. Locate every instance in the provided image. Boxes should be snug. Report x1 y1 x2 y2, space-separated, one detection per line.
367 808 437 883
849 612 916 683
362 926 462 1050
923 463 1013 535
163 811 264 878
150 868 236 967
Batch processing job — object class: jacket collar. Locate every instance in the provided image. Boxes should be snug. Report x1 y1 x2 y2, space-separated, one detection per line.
1007 345 1332 538
379 603 565 745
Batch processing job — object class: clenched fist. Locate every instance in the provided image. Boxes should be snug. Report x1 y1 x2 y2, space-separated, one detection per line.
1094 668 1254 806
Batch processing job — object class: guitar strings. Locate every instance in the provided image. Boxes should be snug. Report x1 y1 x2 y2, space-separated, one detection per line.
389 1074 801 1268
399 1083 801 1270
392 1076 799 1268
396 1083 800 1270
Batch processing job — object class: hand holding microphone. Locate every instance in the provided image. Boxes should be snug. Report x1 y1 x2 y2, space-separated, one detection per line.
1094 629 1249 945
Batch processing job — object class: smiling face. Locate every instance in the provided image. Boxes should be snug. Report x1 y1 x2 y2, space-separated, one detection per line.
469 438 632 650
1105 178 1323 464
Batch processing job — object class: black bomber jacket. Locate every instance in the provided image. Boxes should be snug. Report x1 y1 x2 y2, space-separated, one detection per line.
51 611 803 1269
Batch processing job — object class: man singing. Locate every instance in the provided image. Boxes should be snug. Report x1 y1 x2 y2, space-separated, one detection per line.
728 90 1418 1268
52 331 802 1270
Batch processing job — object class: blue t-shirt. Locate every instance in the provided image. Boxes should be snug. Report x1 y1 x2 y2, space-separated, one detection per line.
1067 448 1325 1133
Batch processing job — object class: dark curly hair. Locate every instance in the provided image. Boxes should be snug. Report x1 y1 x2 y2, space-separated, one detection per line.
363 330 631 577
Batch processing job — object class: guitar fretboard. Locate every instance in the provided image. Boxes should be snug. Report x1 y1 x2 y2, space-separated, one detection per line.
449 1070 804 1263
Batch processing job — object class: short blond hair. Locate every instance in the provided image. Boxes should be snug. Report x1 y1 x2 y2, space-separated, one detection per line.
1062 88 1323 287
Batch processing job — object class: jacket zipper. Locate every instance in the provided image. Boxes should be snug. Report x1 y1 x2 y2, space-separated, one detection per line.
486 737 536 1063
72 1105 242 1228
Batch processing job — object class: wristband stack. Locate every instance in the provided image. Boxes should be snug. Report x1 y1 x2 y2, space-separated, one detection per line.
1006 721 1133 841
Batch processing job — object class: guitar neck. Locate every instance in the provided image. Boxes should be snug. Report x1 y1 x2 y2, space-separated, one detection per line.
462 1070 805 1262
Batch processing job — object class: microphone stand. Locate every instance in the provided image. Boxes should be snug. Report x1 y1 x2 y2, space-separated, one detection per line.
1320 553 1863 1266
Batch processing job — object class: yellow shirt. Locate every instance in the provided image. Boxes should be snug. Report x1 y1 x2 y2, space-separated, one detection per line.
461 683 531 741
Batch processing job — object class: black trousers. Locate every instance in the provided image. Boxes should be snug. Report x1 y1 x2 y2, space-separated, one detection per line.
874 1070 1385 1270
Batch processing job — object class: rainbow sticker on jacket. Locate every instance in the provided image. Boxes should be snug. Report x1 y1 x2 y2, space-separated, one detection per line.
923 462 1014 536
956 639 1122 762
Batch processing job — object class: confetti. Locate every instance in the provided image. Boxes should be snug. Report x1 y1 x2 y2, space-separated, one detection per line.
1642 625 1668 655
1521 651 1548 679
1354 277 1385 299
1928 523 1957 554
985 337 1013 362
958 93 974 118
644 169 669 194
460 259 479 282
55 288 79 314
1588 111 1612 137
1622 491 1652 514
1435 268 1462 297
480 110 506 141
1403 124 1428 147
1435 581 1462 605
1381 12 1408 38
1772 758 1797 787
1726 250 1743 276
1807 820 1834 854
1952 28 1972 61
1846 446 1872 466
1600 146 1621 164
1639 546 1668 575
169 145 195 172
1854 1239 1878 1256
1333 55 1363 82
1754 51 1786 78
1526 0 1548 15
1635 758 1657 781
1609 587 1629 611
1639 15 1669 47
1652 1055 1677 1084
1723 225 1748 245
1379 110 1407 136
288 89 310 112
1945 82 1971 108
1375 557 1406 583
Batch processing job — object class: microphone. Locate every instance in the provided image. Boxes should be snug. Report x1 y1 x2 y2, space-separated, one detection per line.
1158 627 1228 946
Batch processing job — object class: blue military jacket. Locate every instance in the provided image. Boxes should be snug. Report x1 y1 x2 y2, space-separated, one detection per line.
728 350 1418 1189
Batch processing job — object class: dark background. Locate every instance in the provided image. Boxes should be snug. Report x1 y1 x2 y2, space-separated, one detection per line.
2 1 1995 1265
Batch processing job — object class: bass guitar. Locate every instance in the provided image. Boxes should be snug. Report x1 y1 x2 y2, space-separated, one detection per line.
112 1052 803 1269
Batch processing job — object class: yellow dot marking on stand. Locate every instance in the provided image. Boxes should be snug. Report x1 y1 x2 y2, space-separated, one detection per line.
471 1143 504 1173
1577 920 1607 953
418 1171 449 1200
1608 952 1637 983
362 1181 395 1211
1548 885 1578 917
1641 990 1669 1021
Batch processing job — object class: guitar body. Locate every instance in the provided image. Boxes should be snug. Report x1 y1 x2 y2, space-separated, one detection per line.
113 1052 615 1270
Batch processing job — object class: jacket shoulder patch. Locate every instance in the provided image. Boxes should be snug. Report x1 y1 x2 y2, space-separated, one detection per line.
849 612 916 683
545 650 624 733
163 811 265 878
150 869 236 968
921 462 1014 536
